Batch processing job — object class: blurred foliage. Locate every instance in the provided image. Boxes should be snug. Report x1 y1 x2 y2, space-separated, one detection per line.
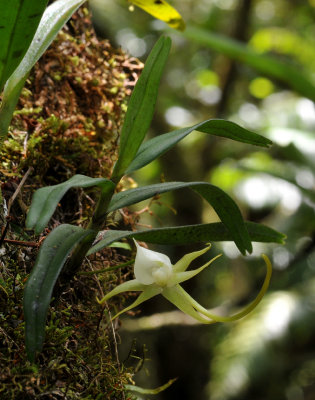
88 0 315 399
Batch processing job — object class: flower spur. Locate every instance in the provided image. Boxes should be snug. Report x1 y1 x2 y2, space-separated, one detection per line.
97 241 272 324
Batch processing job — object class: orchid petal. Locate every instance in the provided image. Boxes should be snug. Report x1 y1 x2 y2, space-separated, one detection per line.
170 254 222 286
112 286 161 319
97 279 146 305
173 243 211 273
162 285 215 324
176 254 272 322
134 240 172 285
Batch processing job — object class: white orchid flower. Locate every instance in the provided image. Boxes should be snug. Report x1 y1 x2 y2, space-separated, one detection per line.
97 241 272 324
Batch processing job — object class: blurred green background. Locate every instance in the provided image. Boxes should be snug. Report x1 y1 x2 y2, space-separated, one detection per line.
90 1 315 399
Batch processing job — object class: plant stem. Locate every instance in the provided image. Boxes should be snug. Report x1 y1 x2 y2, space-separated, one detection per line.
87 181 116 231
62 180 116 280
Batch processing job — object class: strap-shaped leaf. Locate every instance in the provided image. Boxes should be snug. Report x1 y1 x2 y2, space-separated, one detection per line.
87 222 285 255
108 181 251 254
24 224 94 363
126 119 272 173
0 0 86 141
0 0 48 91
26 175 115 234
111 36 171 180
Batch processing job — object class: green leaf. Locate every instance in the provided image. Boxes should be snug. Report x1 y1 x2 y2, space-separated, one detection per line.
0 0 86 142
126 119 272 173
111 36 171 181
181 26 315 102
0 0 48 91
109 241 132 250
87 222 285 255
125 378 177 395
108 181 251 254
23 224 94 363
129 0 185 31
26 175 115 234
134 222 285 245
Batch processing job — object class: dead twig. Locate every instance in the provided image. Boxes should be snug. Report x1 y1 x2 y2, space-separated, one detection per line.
6 167 33 216
1 238 42 248
0 167 34 248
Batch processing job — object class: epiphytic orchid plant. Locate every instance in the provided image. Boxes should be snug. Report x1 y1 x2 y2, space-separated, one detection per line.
98 241 272 323
21 32 285 364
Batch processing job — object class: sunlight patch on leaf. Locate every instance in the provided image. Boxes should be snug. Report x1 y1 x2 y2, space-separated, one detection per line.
128 0 185 31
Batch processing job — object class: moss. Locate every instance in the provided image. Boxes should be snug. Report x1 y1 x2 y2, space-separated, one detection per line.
0 8 142 185
0 248 137 399
0 8 142 399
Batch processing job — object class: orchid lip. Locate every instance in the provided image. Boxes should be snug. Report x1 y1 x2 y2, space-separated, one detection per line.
133 240 173 285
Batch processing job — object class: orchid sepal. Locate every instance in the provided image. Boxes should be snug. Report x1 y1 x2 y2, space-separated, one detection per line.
111 286 161 320
168 253 222 286
97 279 146 305
173 243 212 272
